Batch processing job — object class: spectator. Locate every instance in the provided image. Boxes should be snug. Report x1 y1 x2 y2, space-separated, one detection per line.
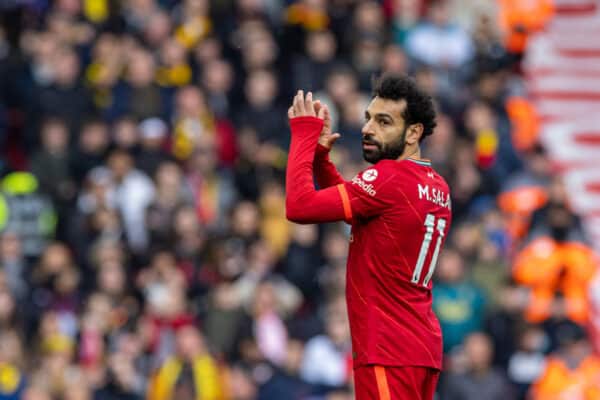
507 325 547 398
30 46 95 140
69 118 111 185
433 248 487 353
106 150 155 253
136 117 171 178
442 332 516 400
529 322 600 399
0 172 55 258
109 48 164 121
172 85 238 166
147 325 225 400
300 296 351 388
185 134 237 232
236 69 289 149
405 0 474 70
200 58 235 118
0 231 28 301
291 30 338 92
29 117 75 208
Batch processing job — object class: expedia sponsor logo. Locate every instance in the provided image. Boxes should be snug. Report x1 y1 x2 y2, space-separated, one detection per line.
352 175 377 196
362 169 378 182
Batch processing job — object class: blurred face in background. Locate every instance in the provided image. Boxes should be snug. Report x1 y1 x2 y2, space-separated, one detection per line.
54 267 79 296
464 333 493 372
176 325 206 359
194 36 222 65
240 24 277 69
189 136 217 175
245 69 277 108
98 261 126 296
354 1 385 32
381 44 408 75
80 121 109 154
144 11 172 46
231 201 260 239
184 0 209 15
326 297 350 346
291 224 318 246
306 30 336 63
112 117 139 150
202 59 234 94
227 365 257 400
40 243 72 276
63 384 91 400
41 119 69 154
326 70 357 105
155 161 183 194
0 290 15 323
53 47 80 87
176 86 207 117
0 232 22 261
435 248 464 283
127 49 156 87
252 282 278 316
160 38 187 67
174 206 201 238
428 0 450 26
107 151 134 181
23 387 52 400
0 330 23 366
353 38 382 71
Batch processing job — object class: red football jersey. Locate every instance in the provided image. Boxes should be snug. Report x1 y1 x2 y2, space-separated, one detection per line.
343 158 451 369
287 116 452 370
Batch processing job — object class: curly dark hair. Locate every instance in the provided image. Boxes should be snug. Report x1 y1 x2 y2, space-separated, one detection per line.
372 74 437 141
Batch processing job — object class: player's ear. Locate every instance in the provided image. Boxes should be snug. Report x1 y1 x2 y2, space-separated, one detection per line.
405 123 423 145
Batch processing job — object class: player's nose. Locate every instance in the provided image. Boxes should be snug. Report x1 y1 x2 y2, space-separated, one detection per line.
361 119 374 136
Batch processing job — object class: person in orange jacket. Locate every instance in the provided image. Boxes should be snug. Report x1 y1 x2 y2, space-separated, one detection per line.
513 183 597 324
530 322 600 400
498 0 554 54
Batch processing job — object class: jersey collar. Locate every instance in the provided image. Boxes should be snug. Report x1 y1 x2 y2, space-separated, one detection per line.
407 157 432 167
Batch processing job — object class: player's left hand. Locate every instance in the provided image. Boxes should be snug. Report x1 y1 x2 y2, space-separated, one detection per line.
288 90 326 120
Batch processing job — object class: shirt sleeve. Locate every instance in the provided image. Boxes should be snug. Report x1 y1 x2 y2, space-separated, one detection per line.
313 144 344 189
342 165 397 219
286 117 349 224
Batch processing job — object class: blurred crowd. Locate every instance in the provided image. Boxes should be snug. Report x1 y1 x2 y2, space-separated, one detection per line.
0 0 599 399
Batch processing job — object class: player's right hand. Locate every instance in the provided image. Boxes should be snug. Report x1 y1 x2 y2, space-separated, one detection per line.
313 100 341 150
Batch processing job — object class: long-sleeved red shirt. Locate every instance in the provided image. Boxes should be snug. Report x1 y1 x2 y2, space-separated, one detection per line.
286 116 452 370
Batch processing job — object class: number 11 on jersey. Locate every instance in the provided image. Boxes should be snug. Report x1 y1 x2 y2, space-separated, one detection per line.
411 213 446 286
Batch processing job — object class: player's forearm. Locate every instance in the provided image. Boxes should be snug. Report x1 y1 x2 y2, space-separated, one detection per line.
286 117 346 223
313 144 344 188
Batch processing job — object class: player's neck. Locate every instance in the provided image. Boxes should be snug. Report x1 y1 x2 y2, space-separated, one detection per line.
396 146 422 162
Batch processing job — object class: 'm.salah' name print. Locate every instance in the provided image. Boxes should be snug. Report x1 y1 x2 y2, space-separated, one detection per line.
418 184 451 209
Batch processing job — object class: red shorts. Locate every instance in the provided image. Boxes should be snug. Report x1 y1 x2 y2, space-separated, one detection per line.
353 365 440 400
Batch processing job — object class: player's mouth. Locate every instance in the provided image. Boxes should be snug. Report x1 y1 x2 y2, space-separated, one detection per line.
362 142 379 151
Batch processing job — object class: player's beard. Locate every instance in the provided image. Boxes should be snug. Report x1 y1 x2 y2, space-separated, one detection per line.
362 126 407 164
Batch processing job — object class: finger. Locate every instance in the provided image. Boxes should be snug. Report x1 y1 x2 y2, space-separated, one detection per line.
330 133 341 143
296 90 305 115
313 100 321 115
293 92 300 115
317 100 326 119
322 105 331 129
305 91 315 116
288 105 295 119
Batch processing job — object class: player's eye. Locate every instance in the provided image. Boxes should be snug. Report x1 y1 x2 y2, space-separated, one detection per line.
379 119 390 126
